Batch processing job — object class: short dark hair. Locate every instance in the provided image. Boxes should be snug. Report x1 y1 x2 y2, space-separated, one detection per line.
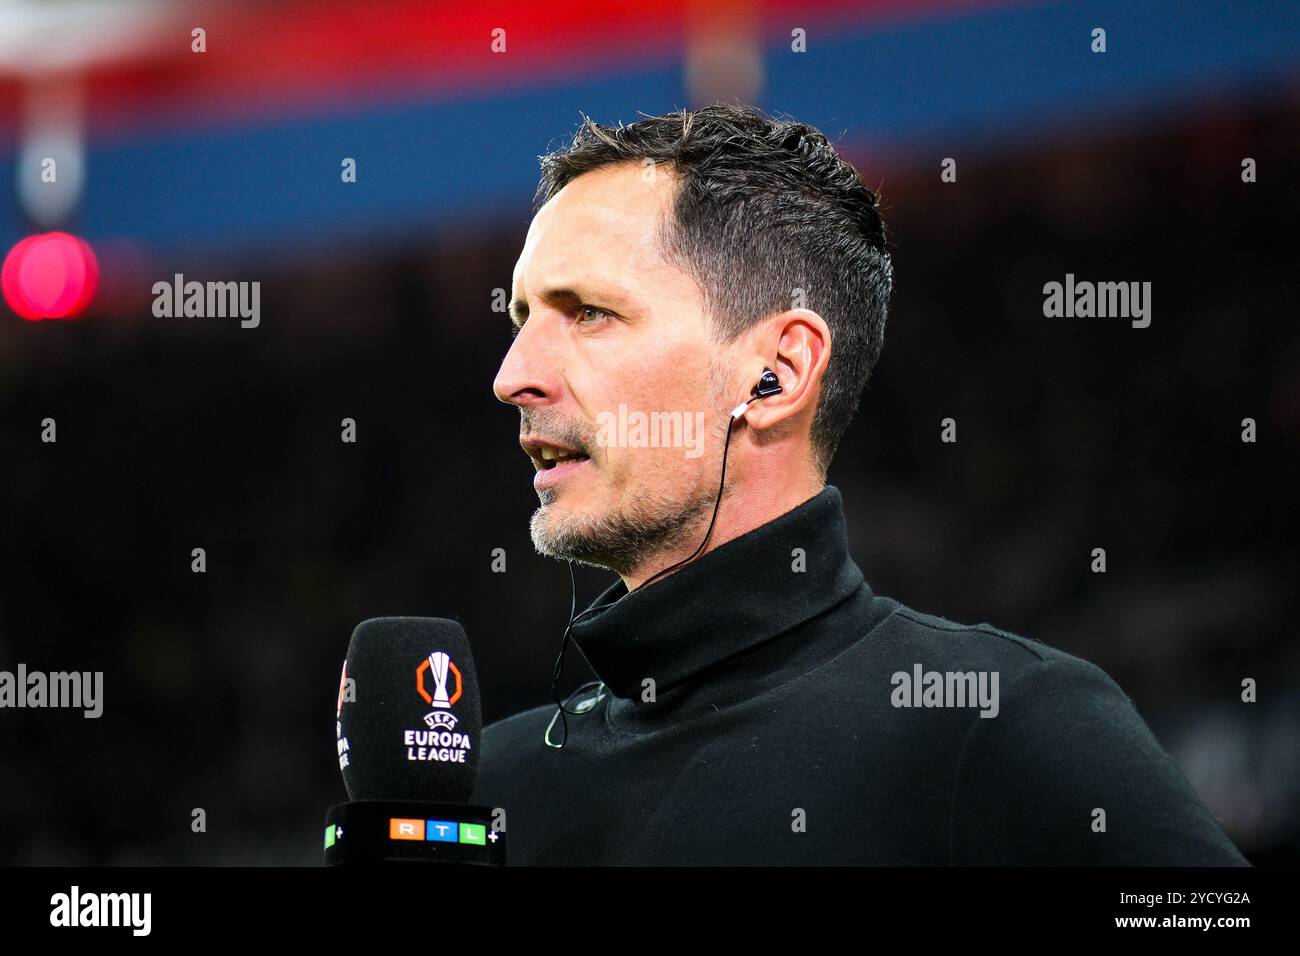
534 103 893 474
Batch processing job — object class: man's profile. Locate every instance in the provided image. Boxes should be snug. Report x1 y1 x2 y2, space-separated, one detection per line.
471 103 1248 866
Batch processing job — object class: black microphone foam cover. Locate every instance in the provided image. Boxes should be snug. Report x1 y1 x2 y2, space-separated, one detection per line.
335 617 482 803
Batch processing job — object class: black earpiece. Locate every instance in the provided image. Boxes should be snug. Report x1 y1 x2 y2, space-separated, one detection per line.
751 367 783 399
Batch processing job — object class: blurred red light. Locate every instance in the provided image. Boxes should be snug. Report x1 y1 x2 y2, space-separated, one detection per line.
2 232 100 320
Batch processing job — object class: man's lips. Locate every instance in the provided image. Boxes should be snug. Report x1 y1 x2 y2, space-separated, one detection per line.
533 455 590 490
520 435 592 490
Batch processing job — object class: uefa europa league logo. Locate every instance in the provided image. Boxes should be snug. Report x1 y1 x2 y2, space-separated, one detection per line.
416 650 463 730
427 651 452 706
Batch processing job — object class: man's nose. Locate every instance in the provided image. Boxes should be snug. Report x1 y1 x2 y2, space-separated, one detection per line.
492 318 557 409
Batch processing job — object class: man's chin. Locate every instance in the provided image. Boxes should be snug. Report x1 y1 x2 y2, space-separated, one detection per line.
529 502 622 571
528 483 717 577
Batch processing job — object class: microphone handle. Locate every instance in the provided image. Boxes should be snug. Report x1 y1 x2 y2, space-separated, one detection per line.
324 800 506 866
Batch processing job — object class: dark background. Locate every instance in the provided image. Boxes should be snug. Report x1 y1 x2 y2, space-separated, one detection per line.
0 0 1296 864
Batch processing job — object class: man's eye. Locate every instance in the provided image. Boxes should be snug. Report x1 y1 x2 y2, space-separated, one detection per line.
577 305 613 324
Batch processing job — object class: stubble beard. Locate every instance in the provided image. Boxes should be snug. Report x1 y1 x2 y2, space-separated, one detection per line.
527 356 733 578
529 475 719 578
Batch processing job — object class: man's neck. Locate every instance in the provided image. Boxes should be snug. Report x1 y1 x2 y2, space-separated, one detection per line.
621 469 825 591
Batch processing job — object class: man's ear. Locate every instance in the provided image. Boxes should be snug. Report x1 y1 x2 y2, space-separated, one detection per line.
741 309 830 432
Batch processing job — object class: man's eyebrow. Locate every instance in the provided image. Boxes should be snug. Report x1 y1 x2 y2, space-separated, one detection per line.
508 298 529 327
507 288 587 327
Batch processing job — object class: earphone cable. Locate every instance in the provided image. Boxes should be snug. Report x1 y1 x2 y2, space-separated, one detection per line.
545 396 754 748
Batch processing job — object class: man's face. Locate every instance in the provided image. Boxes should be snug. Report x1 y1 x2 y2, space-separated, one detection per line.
493 162 731 576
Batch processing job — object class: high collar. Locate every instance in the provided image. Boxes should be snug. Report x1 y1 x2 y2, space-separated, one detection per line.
569 484 866 703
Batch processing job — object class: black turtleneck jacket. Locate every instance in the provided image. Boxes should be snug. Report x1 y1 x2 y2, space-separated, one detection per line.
471 486 1248 865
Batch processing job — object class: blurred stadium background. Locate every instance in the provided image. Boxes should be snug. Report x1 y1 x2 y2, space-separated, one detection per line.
0 0 1297 864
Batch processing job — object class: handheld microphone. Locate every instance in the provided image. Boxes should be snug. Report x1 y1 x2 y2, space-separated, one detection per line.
324 617 506 865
